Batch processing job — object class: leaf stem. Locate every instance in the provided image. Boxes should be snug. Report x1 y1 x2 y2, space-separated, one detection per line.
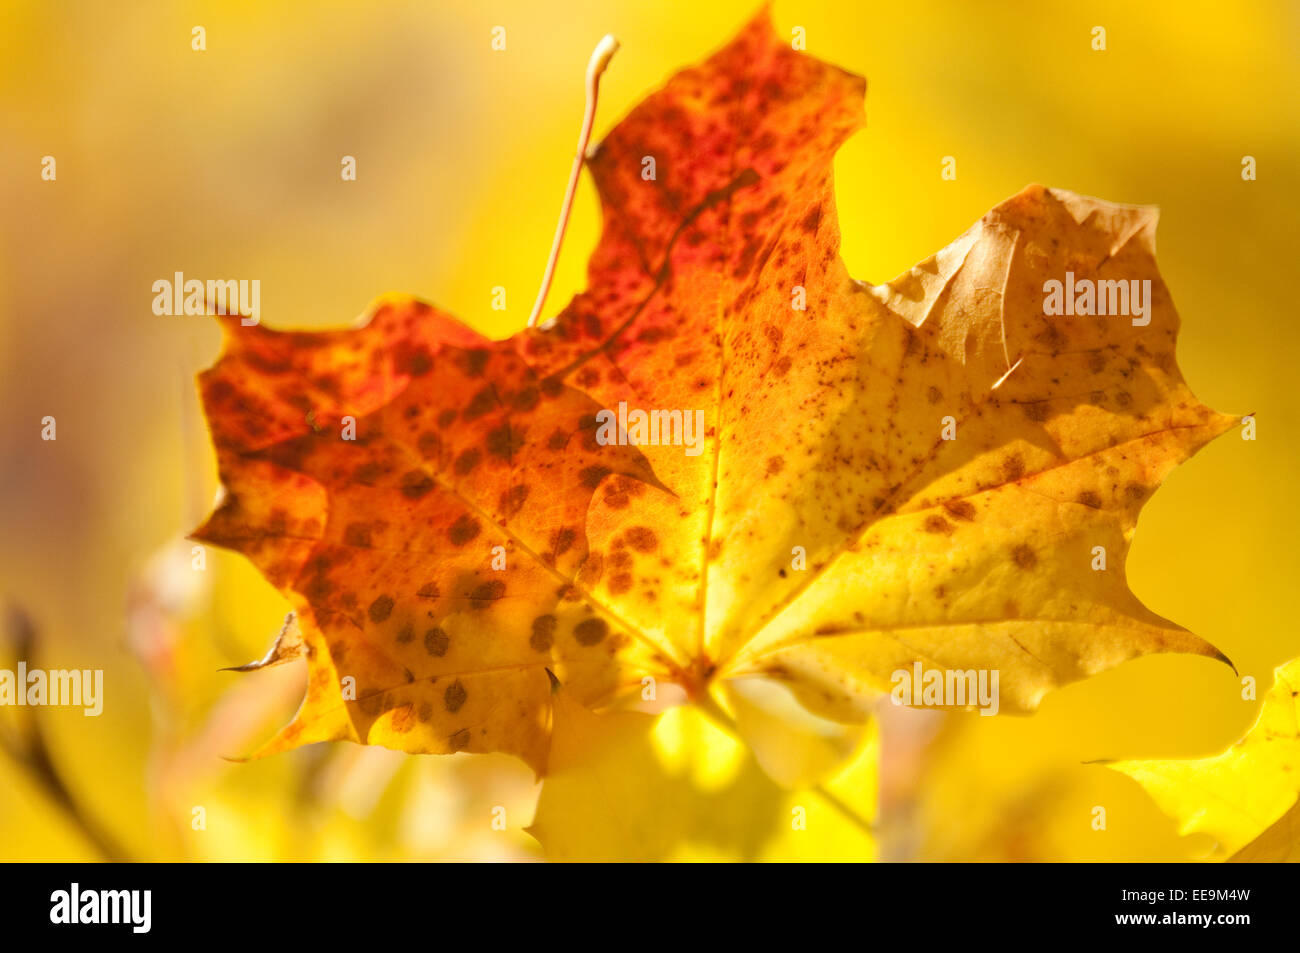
691 688 877 841
527 34 620 329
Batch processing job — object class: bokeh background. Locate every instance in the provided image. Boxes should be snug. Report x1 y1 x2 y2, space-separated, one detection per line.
1 0 1296 861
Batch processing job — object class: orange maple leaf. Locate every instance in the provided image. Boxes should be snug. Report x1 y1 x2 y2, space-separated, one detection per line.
195 10 1234 774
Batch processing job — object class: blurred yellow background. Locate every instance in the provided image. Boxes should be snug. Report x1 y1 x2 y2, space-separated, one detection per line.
0 0 1296 861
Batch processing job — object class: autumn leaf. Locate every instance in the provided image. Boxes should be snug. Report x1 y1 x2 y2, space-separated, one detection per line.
195 8 1233 775
195 303 667 771
528 684 876 861
1109 657 1300 861
724 677 865 788
885 705 1210 862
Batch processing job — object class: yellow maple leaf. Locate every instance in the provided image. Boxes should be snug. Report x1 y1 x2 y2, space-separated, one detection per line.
1111 657 1300 860
528 685 876 861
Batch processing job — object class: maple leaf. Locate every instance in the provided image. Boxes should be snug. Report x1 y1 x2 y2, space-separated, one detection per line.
1109 656 1300 861
195 9 1234 774
527 684 877 861
195 304 666 771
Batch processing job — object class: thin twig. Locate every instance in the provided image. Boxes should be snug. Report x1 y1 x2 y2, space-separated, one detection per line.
527 34 620 328
1 605 131 861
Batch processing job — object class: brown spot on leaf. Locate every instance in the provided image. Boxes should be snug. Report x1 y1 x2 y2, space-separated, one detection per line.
1022 401 1050 423
448 514 481 546
368 595 395 623
400 469 435 499
469 579 506 607
1123 482 1149 503
1011 544 1037 569
942 499 977 521
498 484 529 516
389 703 416 733
625 526 658 552
512 385 541 412
1002 454 1025 482
459 348 490 377
454 448 481 475
424 627 449 657
344 522 372 548
444 679 467 713
551 526 577 557
577 552 603 586
352 461 385 485
486 422 524 459
574 618 608 646
923 514 954 536
463 386 498 421
530 615 556 652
